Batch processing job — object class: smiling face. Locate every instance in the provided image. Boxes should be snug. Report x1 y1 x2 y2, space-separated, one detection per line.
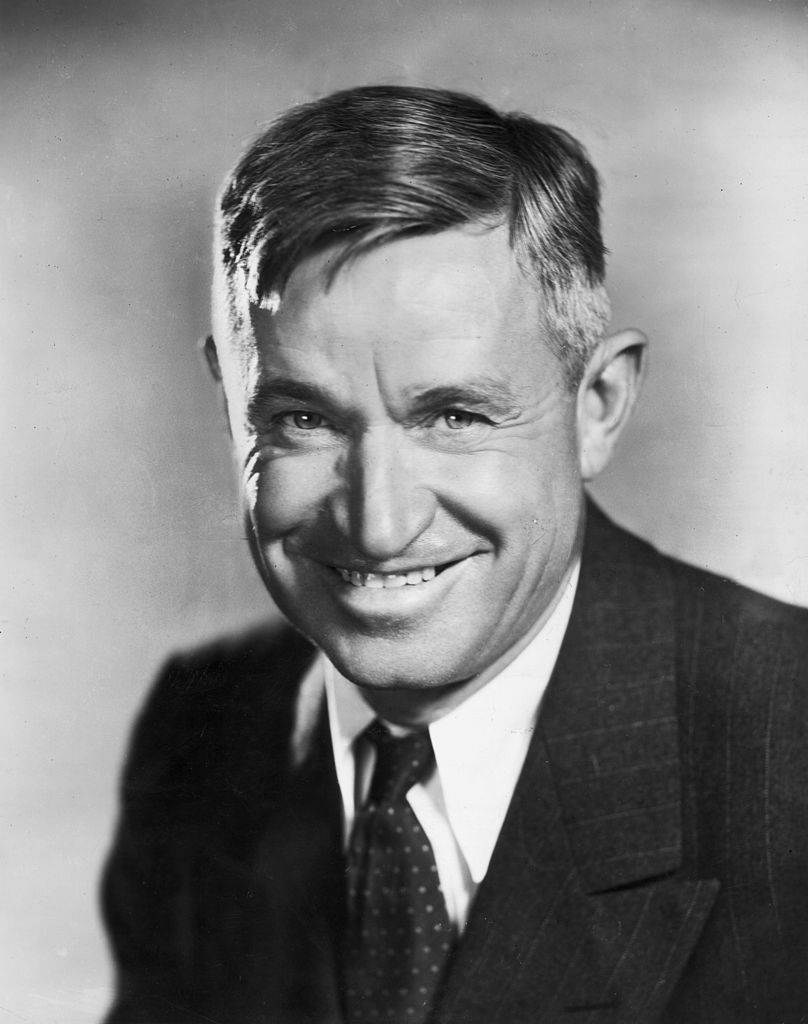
217 225 590 720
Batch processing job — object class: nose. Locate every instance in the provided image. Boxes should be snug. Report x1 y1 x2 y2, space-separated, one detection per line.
335 427 436 562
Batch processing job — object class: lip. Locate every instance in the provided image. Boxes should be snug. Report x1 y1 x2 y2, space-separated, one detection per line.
324 554 465 575
303 553 476 616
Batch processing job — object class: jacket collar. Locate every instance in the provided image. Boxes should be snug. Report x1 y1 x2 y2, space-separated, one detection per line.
541 498 683 894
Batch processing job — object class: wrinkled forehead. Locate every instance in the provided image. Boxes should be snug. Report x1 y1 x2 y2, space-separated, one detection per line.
247 228 560 413
215 223 537 344
217 220 528 319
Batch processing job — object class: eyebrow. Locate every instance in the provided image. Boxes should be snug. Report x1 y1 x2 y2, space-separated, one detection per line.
246 374 525 423
247 378 339 421
405 378 525 417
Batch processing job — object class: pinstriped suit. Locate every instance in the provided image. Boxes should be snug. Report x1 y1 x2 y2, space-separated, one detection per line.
102 502 808 1023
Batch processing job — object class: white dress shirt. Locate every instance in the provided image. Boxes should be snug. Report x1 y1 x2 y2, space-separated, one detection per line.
320 562 580 934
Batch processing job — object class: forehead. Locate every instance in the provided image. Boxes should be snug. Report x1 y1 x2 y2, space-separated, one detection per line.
241 226 553 385
284 224 521 312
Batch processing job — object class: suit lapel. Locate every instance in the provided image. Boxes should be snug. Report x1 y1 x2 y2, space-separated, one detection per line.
434 503 719 1023
542 501 683 895
433 731 592 1022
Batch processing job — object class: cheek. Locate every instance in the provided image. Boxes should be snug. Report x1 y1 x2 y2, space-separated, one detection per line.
465 445 580 558
249 454 335 538
454 447 562 523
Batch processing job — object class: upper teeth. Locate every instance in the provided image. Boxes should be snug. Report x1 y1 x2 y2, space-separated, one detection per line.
337 566 438 588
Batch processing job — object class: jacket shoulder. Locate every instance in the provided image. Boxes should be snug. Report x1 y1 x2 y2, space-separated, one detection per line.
155 619 315 689
586 501 808 751
669 551 808 630
118 621 316 829
587 500 808 656
664 542 808 685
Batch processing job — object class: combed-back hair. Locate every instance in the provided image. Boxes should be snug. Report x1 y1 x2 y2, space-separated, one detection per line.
216 85 611 384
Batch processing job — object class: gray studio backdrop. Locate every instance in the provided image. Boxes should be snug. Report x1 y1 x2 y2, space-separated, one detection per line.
3 0 807 1020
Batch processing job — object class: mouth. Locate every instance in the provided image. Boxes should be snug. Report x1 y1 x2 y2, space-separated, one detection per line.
331 561 458 589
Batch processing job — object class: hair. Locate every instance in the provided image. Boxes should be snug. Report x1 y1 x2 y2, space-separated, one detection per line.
215 85 611 386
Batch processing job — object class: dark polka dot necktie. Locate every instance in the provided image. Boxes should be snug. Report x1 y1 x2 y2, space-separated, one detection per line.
343 720 454 1024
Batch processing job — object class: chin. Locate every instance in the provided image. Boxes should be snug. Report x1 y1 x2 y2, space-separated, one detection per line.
323 635 473 693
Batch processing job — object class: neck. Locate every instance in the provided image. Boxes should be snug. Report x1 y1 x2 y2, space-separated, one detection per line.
358 677 481 730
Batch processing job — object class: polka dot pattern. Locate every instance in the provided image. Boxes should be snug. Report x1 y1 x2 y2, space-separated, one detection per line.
343 722 454 1024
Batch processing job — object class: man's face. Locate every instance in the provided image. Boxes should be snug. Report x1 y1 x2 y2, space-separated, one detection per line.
220 225 587 698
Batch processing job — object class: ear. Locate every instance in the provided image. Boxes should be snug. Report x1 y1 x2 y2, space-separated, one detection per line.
200 333 235 439
576 328 647 481
201 334 223 381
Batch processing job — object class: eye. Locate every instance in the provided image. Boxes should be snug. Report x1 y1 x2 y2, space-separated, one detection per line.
283 411 326 430
441 409 485 430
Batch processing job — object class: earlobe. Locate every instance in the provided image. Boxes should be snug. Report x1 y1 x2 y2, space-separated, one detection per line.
201 334 223 381
577 328 647 481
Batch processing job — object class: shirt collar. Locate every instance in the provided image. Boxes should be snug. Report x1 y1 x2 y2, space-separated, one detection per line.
325 560 580 880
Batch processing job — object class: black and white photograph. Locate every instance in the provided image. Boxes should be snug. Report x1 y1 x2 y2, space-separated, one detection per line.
3 1 808 1021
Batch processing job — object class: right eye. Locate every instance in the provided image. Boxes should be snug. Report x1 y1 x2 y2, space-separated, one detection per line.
280 411 327 431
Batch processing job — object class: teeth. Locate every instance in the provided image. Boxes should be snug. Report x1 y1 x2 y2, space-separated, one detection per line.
336 566 441 588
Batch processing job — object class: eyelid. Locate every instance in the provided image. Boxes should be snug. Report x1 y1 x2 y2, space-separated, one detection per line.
439 407 494 425
270 405 321 419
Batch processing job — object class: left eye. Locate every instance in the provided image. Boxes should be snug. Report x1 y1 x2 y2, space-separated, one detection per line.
442 410 481 430
285 411 325 430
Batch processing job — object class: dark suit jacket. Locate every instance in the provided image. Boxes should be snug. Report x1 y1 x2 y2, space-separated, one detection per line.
102 503 808 1023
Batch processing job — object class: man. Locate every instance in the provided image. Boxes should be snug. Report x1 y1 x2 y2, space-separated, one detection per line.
102 86 808 1023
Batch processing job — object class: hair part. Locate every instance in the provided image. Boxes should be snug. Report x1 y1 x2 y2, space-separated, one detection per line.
215 85 611 386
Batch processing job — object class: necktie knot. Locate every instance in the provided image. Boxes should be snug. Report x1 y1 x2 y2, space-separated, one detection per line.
364 720 435 806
